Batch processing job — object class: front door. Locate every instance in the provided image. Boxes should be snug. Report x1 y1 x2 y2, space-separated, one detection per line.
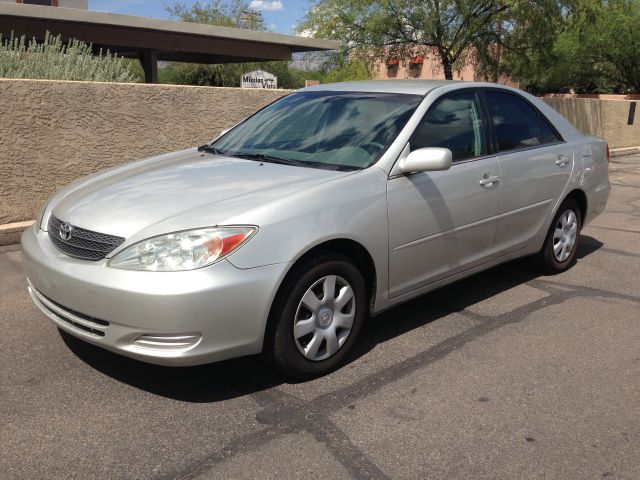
387 91 500 298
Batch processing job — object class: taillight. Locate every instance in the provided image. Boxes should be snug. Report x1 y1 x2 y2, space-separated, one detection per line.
606 144 610 163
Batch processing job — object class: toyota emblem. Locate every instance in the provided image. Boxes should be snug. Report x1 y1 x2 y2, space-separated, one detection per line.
59 222 73 241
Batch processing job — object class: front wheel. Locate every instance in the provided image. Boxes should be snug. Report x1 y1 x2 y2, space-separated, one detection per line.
267 255 368 379
536 197 582 274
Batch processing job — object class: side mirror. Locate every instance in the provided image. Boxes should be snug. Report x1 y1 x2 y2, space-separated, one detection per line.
398 147 452 173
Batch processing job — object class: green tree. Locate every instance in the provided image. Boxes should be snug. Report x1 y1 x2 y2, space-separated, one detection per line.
166 0 264 30
504 0 640 93
555 0 640 92
472 0 569 85
0 31 136 82
313 52 373 83
497 0 570 92
298 0 511 80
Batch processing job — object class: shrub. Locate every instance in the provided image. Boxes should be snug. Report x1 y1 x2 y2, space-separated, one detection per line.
0 31 137 83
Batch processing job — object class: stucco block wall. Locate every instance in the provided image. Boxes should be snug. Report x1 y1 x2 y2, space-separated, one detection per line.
541 97 639 149
0 79 290 225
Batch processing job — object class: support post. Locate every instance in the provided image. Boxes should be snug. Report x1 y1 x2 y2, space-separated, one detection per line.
139 51 158 84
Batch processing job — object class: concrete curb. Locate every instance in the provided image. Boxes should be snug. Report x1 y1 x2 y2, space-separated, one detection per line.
610 146 640 157
0 220 34 246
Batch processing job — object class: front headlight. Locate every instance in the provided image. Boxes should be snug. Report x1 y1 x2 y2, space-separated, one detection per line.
108 226 257 271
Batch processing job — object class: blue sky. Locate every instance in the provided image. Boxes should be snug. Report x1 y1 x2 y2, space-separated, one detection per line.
88 0 309 34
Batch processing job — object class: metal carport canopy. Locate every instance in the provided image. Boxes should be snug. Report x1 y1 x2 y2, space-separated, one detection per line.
0 3 338 82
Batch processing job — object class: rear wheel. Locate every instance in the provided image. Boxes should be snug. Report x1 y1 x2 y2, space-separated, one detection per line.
267 254 367 379
536 197 582 274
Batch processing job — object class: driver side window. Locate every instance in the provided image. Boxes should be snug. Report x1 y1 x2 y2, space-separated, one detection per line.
410 92 487 162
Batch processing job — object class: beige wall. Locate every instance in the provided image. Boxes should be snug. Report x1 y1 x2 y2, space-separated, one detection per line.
0 79 290 226
541 96 639 149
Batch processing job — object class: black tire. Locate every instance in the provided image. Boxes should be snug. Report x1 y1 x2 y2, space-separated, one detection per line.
537 197 582 274
266 254 368 379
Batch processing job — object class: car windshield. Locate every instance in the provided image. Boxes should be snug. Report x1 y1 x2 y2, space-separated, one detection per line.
212 91 422 171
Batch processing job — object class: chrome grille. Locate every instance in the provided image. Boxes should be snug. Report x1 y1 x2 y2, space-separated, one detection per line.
48 215 125 261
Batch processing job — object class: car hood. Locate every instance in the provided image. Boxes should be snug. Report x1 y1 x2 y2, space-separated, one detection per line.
52 149 351 239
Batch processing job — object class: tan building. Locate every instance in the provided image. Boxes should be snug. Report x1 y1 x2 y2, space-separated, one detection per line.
375 54 477 81
0 0 87 8
371 50 514 86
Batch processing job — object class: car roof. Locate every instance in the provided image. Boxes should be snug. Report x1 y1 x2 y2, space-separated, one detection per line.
298 79 458 96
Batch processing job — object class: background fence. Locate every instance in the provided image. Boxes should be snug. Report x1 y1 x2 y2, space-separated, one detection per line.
542 94 639 151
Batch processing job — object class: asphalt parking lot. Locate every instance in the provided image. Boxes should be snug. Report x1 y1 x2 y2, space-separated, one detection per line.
1 154 639 480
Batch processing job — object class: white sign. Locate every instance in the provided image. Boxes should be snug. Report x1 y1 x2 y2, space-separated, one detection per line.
241 70 277 89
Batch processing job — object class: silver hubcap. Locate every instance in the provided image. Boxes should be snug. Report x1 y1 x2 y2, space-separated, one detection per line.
294 275 356 362
553 209 578 262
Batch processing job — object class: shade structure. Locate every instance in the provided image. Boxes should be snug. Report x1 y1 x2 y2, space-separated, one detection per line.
0 3 338 82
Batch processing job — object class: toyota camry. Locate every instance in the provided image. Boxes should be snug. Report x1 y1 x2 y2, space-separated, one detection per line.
22 80 611 378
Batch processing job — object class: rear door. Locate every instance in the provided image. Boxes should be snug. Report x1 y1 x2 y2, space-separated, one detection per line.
387 90 501 298
481 89 573 254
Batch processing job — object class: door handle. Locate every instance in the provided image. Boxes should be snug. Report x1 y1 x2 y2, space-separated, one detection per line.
479 174 499 187
556 155 570 167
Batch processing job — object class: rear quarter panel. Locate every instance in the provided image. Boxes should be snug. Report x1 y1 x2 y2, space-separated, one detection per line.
530 135 610 251
579 136 610 225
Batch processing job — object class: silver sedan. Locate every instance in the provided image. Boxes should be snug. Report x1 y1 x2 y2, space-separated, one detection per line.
22 80 611 378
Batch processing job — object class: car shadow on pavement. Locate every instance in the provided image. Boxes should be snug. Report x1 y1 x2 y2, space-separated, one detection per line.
60 331 282 402
60 236 603 402
576 234 605 259
349 235 603 361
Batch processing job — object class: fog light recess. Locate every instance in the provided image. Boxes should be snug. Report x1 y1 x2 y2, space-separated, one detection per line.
132 333 202 351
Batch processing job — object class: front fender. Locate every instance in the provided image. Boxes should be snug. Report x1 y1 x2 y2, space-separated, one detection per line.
225 166 390 310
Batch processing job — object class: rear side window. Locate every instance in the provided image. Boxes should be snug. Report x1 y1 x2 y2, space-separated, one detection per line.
484 91 561 152
409 92 487 162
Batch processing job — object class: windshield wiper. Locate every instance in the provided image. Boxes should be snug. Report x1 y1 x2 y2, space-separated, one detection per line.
197 144 223 155
229 152 300 166
211 150 361 172
197 147 301 168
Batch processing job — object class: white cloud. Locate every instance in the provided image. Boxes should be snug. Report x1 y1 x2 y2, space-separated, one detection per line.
249 0 284 11
297 28 313 38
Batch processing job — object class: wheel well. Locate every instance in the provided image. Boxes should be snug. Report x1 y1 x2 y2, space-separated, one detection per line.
263 239 378 353
290 239 377 305
565 189 587 223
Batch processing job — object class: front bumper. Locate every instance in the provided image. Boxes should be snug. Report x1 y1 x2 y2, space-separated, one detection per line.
21 227 289 366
